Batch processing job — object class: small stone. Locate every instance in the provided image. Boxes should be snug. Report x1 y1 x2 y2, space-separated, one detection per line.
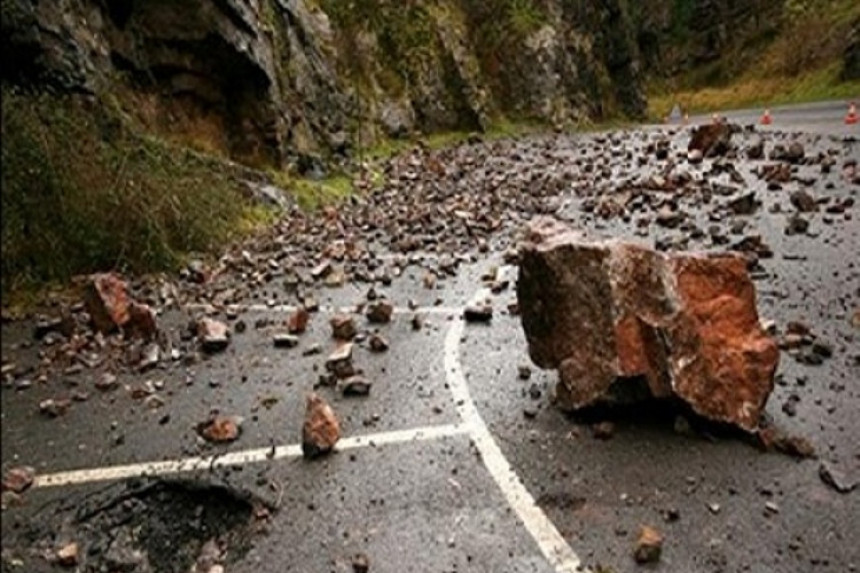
790 190 817 213
366 300 394 324
593 421 615 440
518 365 532 380
197 415 242 443
39 398 71 417
56 542 79 567
331 314 357 340
197 318 230 352
687 149 704 164
273 333 300 348
287 308 310 334
410 313 423 330
95 372 118 391
352 552 370 573
464 304 493 323
2 466 35 493
325 343 355 379
341 375 372 397
369 333 389 352
302 393 340 459
633 525 663 564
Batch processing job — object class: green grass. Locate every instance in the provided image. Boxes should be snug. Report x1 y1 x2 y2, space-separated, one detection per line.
649 63 860 119
0 88 265 300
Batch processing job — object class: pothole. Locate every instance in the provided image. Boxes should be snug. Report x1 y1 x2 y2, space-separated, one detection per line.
3 478 272 572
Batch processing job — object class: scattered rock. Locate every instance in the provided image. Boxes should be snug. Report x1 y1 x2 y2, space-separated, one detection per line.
518 217 778 431
633 525 663 564
366 300 394 324
518 365 532 380
325 343 355 379
369 333 389 352
197 415 242 443
593 421 615 440
287 308 310 334
341 375 372 396
2 466 35 493
56 542 79 567
464 303 493 323
331 314 358 340
302 393 340 458
84 273 131 334
39 398 71 417
197 318 230 352
790 190 817 212
688 122 733 157
352 552 370 573
273 333 300 348
819 462 857 493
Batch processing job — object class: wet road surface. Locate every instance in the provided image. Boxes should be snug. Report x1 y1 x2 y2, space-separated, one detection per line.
2 102 859 572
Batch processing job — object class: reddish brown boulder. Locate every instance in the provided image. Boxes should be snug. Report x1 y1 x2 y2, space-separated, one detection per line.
517 217 778 431
84 273 131 334
197 415 242 443
302 393 340 458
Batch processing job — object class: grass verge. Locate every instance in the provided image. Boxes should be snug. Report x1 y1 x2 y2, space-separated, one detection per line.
649 64 860 119
0 88 265 302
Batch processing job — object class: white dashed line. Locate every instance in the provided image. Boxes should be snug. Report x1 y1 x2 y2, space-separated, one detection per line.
33 423 469 488
443 273 586 573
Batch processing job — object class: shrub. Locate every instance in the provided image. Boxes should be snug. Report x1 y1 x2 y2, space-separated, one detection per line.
1 88 254 296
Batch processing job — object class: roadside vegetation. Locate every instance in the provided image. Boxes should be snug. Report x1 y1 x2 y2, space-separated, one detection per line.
0 88 267 301
648 0 860 118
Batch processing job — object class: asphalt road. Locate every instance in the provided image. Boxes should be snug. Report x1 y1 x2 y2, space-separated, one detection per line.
2 102 858 573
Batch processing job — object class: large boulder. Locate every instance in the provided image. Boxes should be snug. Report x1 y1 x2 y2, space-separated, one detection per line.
517 217 778 431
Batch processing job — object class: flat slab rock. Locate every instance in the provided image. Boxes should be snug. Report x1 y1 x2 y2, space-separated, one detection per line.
517 217 779 431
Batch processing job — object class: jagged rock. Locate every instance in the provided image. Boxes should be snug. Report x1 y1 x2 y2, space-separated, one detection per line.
340 375 372 396
464 304 493 323
273 333 300 348
197 415 242 443
688 123 733 157
56 542 79 567
517 217 778 431
287 308 310 334
633 525 663 564
302 393 340 458
125 301 158 341
747 140 764 160
366 300 394 324
84 273 131 334
331 314 357 340
2 466 35 493
369 333 389 352
790 190 817 212
325 343 355 378
197 318 230 352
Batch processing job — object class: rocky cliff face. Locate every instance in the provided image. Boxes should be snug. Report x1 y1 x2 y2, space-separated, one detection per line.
1 0 646 166
631 0 783 81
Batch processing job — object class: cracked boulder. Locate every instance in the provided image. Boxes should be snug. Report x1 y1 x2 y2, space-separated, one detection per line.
517 217 778 431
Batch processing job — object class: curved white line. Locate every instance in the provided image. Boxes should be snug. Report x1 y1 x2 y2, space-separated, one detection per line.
444 283 586 573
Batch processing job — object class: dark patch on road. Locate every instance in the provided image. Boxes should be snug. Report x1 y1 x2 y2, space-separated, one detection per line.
2 479 271 572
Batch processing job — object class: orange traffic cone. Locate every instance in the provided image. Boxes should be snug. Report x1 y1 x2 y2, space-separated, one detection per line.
846 102 858 125
760 108 772 125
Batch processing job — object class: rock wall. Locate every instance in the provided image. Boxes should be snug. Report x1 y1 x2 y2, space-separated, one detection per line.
631 0 783 81
0 0 646 166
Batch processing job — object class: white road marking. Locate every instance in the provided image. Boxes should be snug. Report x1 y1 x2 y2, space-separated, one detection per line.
183 302 460 316
33 423 469 488
443 272 586 573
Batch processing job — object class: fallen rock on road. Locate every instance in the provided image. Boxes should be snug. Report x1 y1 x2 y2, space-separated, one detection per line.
302 393 340 458
517 217 779 431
